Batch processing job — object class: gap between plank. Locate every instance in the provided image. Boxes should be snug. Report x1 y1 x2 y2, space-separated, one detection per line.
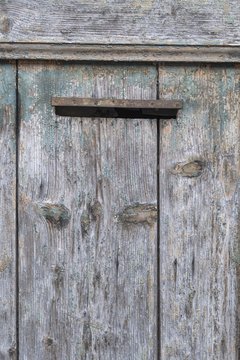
156 64 161 360
15 59 20 360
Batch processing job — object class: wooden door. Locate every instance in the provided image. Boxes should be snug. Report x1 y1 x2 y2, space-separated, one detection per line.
0 61 240 359
18 62 158 359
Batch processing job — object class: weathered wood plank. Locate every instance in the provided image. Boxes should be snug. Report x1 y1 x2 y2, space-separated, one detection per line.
52 97 182 119
52 97 182 109
1 1 240 46
2 44 240 62
0 62 17 358
159 64 240 359
18 62 158 359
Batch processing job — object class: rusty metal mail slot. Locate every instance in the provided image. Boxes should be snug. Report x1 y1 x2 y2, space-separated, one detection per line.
52 98 182 119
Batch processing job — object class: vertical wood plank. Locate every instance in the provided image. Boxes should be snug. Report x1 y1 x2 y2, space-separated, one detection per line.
18 62 157 359
159 64 240 359
0 62 16 358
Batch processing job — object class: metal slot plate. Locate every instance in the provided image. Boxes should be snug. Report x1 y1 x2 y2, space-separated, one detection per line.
52 98 182 119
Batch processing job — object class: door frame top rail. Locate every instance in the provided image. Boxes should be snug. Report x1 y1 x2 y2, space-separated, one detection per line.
1 44 240 63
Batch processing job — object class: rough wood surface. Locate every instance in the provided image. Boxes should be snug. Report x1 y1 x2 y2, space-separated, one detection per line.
0 62 16 358
1 1 240 45
18 62 158 359
52 97 182 119
159 64 240 359
52 97 182 109
2 44 240 62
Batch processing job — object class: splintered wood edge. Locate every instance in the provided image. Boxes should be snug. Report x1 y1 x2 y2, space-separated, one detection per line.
1 44 240 62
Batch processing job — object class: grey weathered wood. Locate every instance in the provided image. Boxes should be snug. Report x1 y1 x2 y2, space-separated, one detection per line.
52 97 182 109
52 97 182 119
1 1 240 46
159 64 240 359
2 44 240 62
0 62 17 358
18 62 158 359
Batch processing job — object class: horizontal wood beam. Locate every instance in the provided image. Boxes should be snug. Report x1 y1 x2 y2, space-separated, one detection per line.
1 44 240 62
52 98 182 119
52 98 182 109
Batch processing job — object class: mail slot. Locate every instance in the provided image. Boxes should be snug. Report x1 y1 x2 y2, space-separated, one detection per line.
52 97 182 119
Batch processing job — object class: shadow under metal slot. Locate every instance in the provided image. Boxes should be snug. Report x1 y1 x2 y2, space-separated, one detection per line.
52 98 182 119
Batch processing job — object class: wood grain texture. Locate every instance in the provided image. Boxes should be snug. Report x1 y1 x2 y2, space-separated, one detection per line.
159 64 240 359
2 44 240 62
0 62 16 358
52 97 182 109
52 97 182 119
1 1 240 45
18 62 158 359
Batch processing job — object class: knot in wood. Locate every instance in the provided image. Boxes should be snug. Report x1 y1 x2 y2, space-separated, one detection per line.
118 203 157 225
171 160 204 178
37 203 71 228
